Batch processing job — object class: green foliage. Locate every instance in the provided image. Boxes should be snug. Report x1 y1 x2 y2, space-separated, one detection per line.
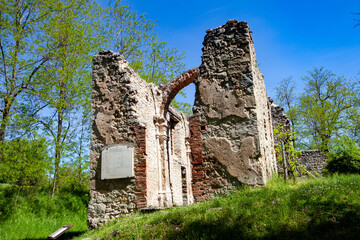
57 160 90 191
171 100 192 116
74 174 360 240
326 136 360 174
0 0 50 141
274 125 301 181
28 0 103 195
297 67 359 152
0 138 49 186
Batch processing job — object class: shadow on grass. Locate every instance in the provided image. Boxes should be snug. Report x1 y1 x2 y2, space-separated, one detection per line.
23 230 86 240
161 208 360 240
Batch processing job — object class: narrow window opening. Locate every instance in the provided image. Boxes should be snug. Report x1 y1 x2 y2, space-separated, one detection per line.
181 166 188 206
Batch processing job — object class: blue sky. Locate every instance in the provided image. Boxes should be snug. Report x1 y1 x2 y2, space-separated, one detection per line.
120 0 360 104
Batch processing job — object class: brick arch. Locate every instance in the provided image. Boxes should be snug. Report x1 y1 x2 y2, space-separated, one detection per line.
160 67 199 115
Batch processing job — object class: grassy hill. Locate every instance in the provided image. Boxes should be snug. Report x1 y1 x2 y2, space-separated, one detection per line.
1 174 359 239
74 174 360 240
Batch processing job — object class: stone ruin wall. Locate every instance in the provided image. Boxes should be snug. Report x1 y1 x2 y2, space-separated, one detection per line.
191 20 277 201
88 52 194 228
298 150 328 176
88 20 279 228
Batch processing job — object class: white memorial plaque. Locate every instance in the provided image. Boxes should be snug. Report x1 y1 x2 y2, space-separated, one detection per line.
101 145 134 179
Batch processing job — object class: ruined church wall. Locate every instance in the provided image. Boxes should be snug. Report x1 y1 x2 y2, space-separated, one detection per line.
89 20 282 227
131 78 159 208
191 20 277 201
88 51 159 228
89 51 195 228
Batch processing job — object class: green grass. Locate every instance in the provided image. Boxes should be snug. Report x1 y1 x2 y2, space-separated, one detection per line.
73 174 360 240
0 185 89 240
1 175 360 239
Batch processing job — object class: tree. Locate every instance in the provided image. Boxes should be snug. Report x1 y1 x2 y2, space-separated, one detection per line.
0 0 53 143
273 124 301 182
31 0 103 196
275 77 298 147
107 0 185 84
345 107 360 144
297 67 359 152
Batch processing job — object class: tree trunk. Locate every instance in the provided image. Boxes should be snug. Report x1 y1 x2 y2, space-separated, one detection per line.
282 141 288 182
52 111 63 197
0 99 11 143
0 100 11 163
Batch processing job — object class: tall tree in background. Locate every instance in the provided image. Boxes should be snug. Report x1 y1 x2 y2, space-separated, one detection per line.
32 0 102 195
0 0 53 143
275 77 298 147
297 67 359 152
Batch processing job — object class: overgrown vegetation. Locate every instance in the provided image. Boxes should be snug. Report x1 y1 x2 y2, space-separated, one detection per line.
325 136 360 174
0 138 49 186
274 124 301 181
0 184 89 240
1 174 360 239
71 174 360 240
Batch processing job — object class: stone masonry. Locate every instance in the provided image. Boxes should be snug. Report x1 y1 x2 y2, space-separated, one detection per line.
190 20 277 201
89 52 195 228
298 150 328 176
88 20 278 228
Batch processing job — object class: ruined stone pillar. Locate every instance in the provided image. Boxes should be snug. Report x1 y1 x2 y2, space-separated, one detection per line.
191 20 277 200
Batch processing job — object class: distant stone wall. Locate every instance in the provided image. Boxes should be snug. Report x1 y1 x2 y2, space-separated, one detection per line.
298 150 328 176
191 20 277 201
